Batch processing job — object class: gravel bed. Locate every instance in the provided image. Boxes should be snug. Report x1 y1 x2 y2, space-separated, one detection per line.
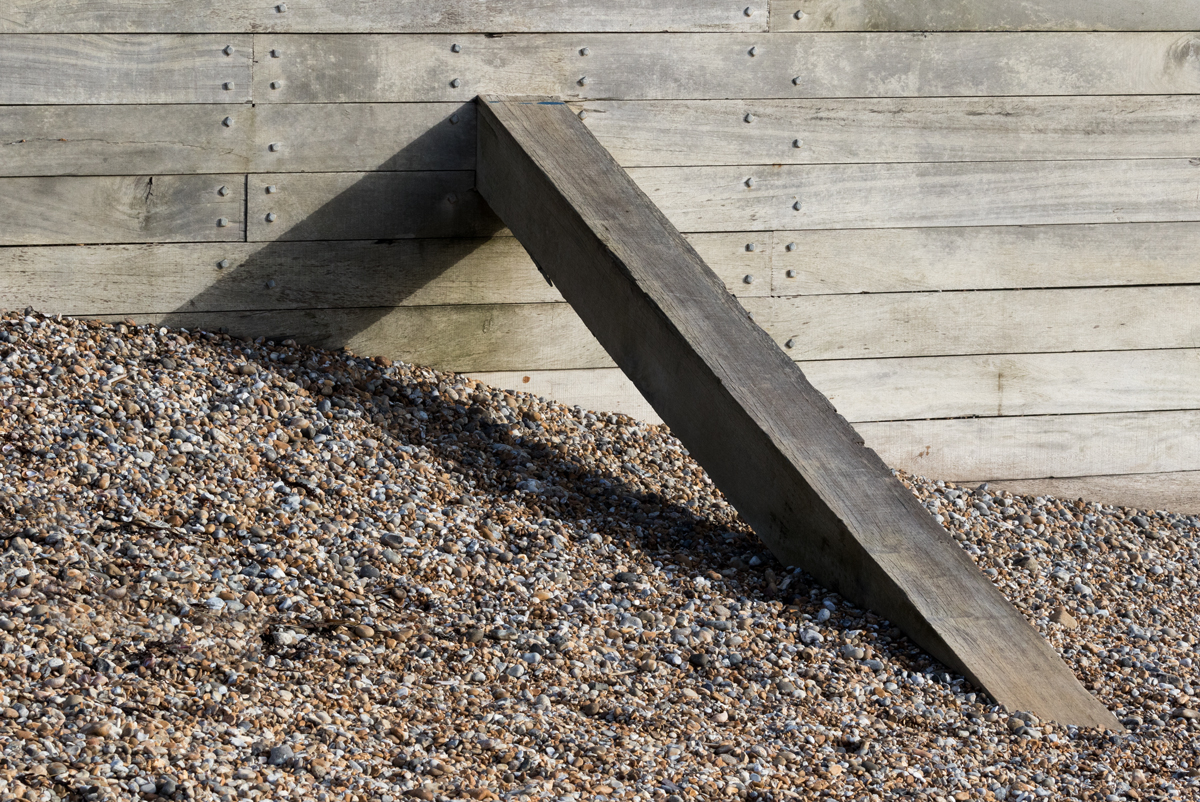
0 309 1197 802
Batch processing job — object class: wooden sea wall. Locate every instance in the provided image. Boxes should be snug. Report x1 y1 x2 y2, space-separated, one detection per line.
0 2 1198 510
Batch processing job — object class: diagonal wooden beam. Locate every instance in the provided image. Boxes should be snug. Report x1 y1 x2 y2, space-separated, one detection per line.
474 94 1118 729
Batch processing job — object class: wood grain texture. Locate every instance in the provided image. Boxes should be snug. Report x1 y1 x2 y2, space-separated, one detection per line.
0 175 244 246
0 105 252 176
982 473 1200 515
0 35 252 104
772 0 1200 32
475 95 1116 727
0 233 768 313
759 287 1200 360
465 349 1200 425
0 0 767 33
860 411 1200 480
254 33 1200 102
576 97 1200 166
99 305 607 374
245 172 502 241
771 223 1200 295
629 159 1200 232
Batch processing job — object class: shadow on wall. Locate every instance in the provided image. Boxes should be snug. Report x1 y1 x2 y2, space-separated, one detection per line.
160 102 507 351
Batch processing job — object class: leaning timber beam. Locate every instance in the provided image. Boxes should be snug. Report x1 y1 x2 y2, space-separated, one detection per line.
474 95 1118 729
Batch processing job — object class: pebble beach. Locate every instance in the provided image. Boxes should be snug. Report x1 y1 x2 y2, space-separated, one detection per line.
0 309 1197 802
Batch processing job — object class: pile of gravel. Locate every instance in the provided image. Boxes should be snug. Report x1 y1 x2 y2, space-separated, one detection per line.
0 309 1197 802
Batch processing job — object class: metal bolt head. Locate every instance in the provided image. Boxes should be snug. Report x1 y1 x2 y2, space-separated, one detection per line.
793 138 803 148
745 177 755 188
268 142 282 152
792 76 802 85
266 212 277 223
580 47 590 56
223 45 235 56
222 116 234 127
217 259 230 269
270 80 282 90
786 268 797 278
266 185 278 194
451 43 462 53
266 280 277 289
742 274 755 285
744 6 753 15
785 338 796 349
794 9 805 19
748 46 758 57
578 76 589 86
450 78 461 88
217 185 229 196
276 2 287 11
578 110 588 119
446 193 459 204
270 49 282 58
217 218 229 228
793 200 803 210
786 241 797 251
744 113 754 123
449 113 459 124
223 81 235 90
746 243 756 252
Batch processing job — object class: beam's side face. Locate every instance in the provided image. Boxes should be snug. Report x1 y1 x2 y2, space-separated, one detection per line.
475 96 1118 730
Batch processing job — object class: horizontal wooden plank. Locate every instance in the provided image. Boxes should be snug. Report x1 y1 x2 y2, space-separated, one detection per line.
771 223 1200 295
0 0 767 33
0 233 768 313
0 105 252 176
773 0 1200 32
0 175 244 245
235 160 1200 243
981 473 1200 515
465 349 1200 424
97 305 607 373
630 159 1200 231
245 172 502 241
254 33 1200 102
759 286 1200 360
467 369 662 423
576 96 1200 166
859 411 1200 480
0 35 252 104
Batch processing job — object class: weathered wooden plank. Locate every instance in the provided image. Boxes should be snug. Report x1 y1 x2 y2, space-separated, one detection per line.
982 473 1200 515
467 369 663 423
245 172 502 241
860 411 1200 481
254 33 1200 102
252 103 475 173
576 96 1200 166
0 35 252 104
0 175 244 246
759 287 1200 360
237 160 1200 242
97 305 607 373
475 349 1200 425
0 105 252 176
772 0 1200 32
0 0 766 33
0 233 768 313
629 159 1200 232
771 223 1200 295
475 96 1116 727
